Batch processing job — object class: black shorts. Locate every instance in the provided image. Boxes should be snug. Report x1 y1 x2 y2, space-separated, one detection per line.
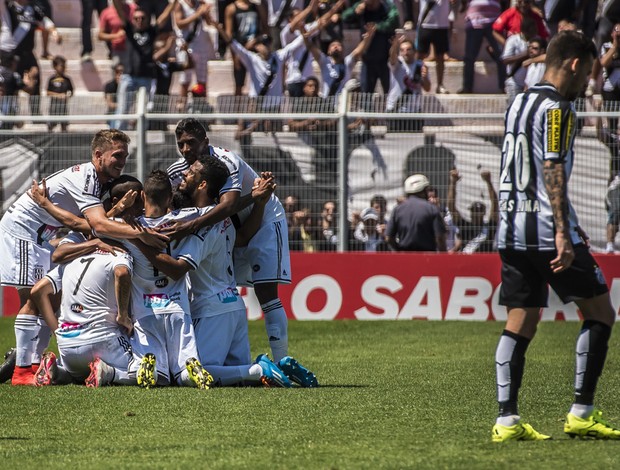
499 244 609 308
416 28 450 55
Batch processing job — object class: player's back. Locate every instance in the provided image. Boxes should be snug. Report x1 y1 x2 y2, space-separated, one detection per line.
123 208 202 319
498 83 580 250
55 249 133 347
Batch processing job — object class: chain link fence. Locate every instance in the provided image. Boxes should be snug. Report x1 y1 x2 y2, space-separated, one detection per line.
0 90 616 252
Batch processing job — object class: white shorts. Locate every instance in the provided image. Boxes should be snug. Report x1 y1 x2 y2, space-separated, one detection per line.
130 313 199 386
193 309 251 367
58 334 133 383
179 50 210 85
234 219 292 286
0 230 51 288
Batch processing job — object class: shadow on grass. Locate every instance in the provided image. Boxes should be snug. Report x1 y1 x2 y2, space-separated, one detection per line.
0 437 30 440
310 384 369 388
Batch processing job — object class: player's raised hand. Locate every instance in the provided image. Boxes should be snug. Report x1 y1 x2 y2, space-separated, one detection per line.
29 178 48 204
449 169 461 182
108 189 139 217
96 238 126 256
252 176 275 203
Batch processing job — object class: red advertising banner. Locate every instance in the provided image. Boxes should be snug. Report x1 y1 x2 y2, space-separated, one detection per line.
3 253 620 320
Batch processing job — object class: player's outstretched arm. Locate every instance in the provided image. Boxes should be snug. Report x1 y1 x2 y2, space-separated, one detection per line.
133 240 193 281
31 277 59 332
114 265 133 336
52 238 124 265
83 205 169 250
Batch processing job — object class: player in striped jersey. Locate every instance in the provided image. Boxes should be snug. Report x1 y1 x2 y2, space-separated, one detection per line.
493 30 620 442
167 119 293 364
0 130 167 385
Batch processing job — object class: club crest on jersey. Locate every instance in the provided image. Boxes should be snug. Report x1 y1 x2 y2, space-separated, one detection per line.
546 109 562 153
71 165 81 172
33 264 45 281
70 303 84 313
253 264 260 272
155 278 169 288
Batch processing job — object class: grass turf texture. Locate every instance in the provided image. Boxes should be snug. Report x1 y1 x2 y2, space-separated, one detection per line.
1 318 620 468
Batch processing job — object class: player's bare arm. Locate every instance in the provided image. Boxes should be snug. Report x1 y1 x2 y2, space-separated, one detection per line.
83 205 168 250
114 265 133 336
30 278 59 332
133 240 193 281
30 179 92 234
52 238 124 265
236 177 275 246
543 159 574 272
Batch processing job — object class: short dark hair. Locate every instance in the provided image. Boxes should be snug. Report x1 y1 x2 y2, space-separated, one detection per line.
545 30 596 69
52 55 66 67
144 170 172 209
175 118 207 141
196 157 230 200
109 175 143 202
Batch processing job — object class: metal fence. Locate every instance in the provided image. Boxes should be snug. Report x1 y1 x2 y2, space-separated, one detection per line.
0 89 616 252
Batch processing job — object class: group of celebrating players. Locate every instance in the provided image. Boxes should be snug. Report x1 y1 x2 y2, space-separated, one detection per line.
0 118 317 390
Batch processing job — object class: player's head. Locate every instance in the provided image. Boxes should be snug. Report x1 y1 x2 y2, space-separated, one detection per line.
144 170 173 211
178 157 230 203
108 175 144 217
544 30 596 100
175 118 209 164
91 129 131 183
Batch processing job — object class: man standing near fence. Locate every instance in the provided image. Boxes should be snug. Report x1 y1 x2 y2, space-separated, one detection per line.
492 30 620 442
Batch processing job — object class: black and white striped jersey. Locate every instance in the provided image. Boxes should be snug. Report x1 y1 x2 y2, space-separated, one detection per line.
497 83 581 251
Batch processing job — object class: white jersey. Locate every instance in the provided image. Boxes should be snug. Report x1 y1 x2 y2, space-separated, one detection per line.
318 53 355 98
122 209 204 320
0 162 103 244
45 250 133 348
280 21 318 85
386 57 425 112
167 145 285 225
230 35 305 98
190 205 245 318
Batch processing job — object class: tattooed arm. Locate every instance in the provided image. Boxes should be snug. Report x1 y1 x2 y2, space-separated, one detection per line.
543 159 574 273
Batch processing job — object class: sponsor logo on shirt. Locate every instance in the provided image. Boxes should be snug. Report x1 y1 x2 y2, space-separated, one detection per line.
57 322 85 338
70 303 84 313
83 173 91 192
143 293 171 308
72 165 81 172
155 278 169 288
546 109 561 153
217 287 239 304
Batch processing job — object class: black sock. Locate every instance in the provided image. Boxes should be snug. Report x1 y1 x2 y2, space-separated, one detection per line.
496 330 531 417
574 320 611 406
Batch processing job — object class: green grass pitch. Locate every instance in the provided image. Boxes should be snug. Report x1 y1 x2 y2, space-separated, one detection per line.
1 317 620 468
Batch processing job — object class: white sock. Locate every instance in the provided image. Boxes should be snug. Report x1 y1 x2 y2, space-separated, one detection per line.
33 317 51 364
112 367 136 386
262 299 288 362
606 242 614 253
496 415 520 427
14 314 39 367
249 363 262 378
569 404 594 419
178 369 193 387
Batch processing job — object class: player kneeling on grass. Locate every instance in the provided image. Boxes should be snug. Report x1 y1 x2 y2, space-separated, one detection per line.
169 157 317 387
31 238 137 386
109 170 213 389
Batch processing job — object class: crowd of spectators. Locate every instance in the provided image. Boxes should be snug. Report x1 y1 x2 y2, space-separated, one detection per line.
0 0 619 133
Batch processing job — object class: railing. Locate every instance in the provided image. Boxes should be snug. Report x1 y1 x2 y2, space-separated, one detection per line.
0 89 617 252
